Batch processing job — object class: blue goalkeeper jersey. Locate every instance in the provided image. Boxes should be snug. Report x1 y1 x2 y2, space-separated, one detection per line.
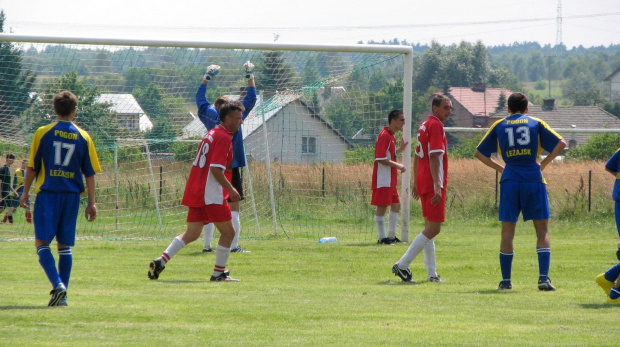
605 148 620 201
196 84 257 168
477 114 563 184
28 120 101 194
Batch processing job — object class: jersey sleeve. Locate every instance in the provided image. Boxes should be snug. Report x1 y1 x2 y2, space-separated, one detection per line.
76 127 102 178
242 87 257 118
476 119 501 157
209 132 232 170
374 132 391 161
537 119 563 152
428 122 445 155
606 149 620 172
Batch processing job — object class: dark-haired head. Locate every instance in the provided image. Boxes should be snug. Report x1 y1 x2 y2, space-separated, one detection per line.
388 110 404 124
507 92 528 114
53 91 78 118
219 101 245 123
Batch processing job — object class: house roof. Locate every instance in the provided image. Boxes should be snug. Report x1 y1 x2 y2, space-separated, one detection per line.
440 87 521 117
605 66 620 81
181 92 354 148
97 94 153 132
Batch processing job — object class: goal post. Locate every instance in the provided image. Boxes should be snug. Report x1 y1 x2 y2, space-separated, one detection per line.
0 33 414 241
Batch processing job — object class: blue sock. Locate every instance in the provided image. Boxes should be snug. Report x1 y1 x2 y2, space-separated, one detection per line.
605 262 620 282
611 288 620 300
537 248 551 281
499 251 513 284
37 245 62 289
58 247 73 289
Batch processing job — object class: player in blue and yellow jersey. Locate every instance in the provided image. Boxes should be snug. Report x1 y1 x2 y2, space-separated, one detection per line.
20 91 101 306
594 148 620 304
13 159 32 223
475 92 566 291
1 158 31 224
604 148 620 240
196 61 257 253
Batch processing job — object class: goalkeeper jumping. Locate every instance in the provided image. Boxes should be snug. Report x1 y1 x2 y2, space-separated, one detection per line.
196 61 257 253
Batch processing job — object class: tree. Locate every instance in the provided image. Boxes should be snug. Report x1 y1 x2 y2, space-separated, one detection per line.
23 71 125 148
565 133 620 160
0 10 37 137
495 91 506 112
259 51 298 97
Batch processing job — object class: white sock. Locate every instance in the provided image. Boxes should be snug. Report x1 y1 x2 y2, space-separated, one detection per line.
230 211 241 249
203 223 214 249
162 237 185 263
213 244 231 276
375 215 386 240
424 238 437 278
388 211 399 239
397 233 430 268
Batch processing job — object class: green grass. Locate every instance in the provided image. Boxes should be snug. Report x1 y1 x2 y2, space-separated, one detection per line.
1 220 619 346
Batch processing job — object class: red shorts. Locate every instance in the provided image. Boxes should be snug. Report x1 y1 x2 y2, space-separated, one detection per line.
187 202 231 224
371 187 400 206
420 190 446 222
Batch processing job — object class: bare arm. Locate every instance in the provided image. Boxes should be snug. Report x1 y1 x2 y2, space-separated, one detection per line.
539 139 566 171
412 154 420 200
84 175 97 222
474 150 504 174
429 152 443 205
395 140 408 154
19 167 37 209
210 166 240 202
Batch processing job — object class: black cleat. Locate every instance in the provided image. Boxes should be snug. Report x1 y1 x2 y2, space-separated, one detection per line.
538 278 556 291
392 263 414 282
202 247 214 253
210 272 240 282
498 281 512 290
230 245 250 253
48 283 67 306
388 237 401 244
378 238 393 245
148 258 165 280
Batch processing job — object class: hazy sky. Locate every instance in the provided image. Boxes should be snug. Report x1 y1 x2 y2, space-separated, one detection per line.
1 0 619 48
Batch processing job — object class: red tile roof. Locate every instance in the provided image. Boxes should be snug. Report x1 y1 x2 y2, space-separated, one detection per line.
440 87 520 117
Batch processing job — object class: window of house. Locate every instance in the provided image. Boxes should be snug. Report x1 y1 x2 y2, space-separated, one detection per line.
302 136 317 154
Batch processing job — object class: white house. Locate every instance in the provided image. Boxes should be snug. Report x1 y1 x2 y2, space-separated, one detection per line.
97 94 153 132
242 96 354 164
181 93 354 164
605 66 620 102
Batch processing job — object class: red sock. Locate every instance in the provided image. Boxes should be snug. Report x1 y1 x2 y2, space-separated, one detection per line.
1 214 7 223
7 215 13 223
25 211 32 224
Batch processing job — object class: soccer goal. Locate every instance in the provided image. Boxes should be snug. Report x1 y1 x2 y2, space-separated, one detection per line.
0 33 414 241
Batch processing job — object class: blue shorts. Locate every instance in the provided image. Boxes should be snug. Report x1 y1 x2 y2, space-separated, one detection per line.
499 180 550 223
33 191 80 246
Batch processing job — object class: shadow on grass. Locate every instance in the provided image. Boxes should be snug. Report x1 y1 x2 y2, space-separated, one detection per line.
0 305 49 310
579 303 620 309
377 280 418 285
470 289 518 294
156 280 206 284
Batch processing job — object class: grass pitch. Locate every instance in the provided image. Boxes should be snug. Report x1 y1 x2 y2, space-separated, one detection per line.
1 220 619 346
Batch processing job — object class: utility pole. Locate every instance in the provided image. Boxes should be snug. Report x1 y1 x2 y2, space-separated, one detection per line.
556 0 563 46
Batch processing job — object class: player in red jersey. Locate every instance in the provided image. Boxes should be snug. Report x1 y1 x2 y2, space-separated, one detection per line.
148 101 245 282
392 94 451 283
371 110 408 244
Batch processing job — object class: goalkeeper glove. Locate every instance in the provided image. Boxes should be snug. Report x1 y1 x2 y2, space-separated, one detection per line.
204 64 220 81
243 60 255 79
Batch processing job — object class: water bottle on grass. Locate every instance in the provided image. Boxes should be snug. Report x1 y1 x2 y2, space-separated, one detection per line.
319 237 338 243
